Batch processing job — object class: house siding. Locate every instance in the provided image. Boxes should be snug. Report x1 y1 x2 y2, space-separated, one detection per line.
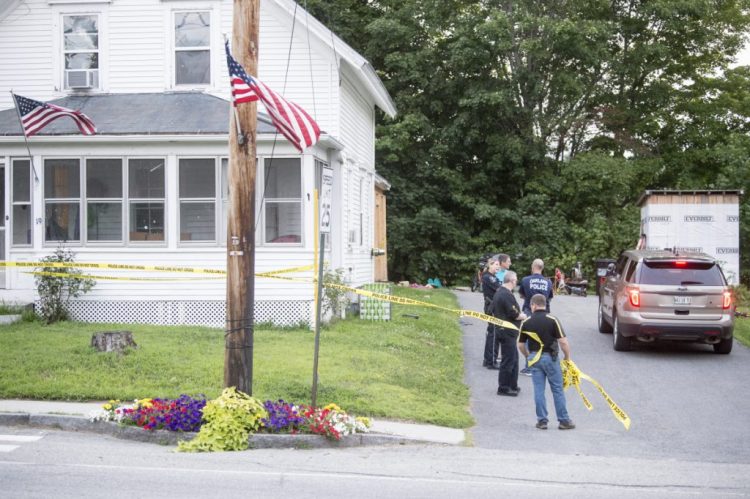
0 0 391 326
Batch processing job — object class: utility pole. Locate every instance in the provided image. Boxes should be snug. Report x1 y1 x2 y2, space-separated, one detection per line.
225 0 259 395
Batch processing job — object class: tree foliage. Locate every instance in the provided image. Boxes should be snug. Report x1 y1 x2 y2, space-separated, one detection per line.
307 0 750 285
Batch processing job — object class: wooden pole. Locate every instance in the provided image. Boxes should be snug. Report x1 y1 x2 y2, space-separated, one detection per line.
225 0 259 395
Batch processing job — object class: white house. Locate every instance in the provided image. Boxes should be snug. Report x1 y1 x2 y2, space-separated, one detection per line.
0 0 396 326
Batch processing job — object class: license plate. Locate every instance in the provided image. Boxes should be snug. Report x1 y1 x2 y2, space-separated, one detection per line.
674 296 691 305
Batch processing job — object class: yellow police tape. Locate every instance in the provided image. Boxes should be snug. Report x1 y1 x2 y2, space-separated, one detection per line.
8 259 630 428
1 260 226 275
562 359 631 430
4 260 315 281
326 282 630 430
25 271 225 282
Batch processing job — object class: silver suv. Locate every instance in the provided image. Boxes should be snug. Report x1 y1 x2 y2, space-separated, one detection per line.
598 250 735 354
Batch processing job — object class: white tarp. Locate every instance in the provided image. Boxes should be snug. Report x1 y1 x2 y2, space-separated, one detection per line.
641 202 740 284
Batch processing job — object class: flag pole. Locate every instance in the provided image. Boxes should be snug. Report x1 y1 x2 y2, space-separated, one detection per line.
9 91 39 182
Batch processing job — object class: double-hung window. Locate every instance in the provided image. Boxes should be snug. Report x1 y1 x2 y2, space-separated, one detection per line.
174 11 210 86
179 158 216 242
86 159 123 241
221 158 229 243
262 158 302 244
63 14 100 90
128 159 165 242
11 159 32 246
44 159 81 242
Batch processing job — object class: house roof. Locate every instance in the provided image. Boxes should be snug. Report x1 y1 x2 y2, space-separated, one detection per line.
271 0 397 118
0 92 278 136
0 0 19 22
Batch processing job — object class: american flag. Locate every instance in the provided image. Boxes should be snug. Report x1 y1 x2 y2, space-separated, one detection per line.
12 93 97 137
225 42 320 152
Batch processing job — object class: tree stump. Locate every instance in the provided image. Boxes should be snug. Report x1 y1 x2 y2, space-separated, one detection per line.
91 331 137 354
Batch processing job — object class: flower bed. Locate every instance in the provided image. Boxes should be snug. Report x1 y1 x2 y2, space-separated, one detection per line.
90 388 371 452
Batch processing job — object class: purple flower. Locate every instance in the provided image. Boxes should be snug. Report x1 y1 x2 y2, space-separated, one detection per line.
261 399 305 432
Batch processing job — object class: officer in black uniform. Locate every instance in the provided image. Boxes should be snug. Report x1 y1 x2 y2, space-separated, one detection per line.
490 270 527 396
481 256 501 368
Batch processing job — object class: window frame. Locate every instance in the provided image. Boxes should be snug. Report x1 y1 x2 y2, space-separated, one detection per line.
84 157 124 244
61 13 101 91
177 156 221 245
126 157 167 244
260 156 303 246
172 10 212 88
43 157 83 244
10 158 33 247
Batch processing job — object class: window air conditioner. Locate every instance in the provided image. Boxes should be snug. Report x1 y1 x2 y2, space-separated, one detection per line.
66 69 96 89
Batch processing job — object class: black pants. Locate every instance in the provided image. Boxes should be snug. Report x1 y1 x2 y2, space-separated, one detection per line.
496 328 519 391
483 323 498 365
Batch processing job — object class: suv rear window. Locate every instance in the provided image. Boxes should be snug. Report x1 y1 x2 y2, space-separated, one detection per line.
639 261 725 286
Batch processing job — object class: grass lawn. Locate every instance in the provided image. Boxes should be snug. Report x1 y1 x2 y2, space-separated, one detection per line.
735 317 750 347
0 287 473 428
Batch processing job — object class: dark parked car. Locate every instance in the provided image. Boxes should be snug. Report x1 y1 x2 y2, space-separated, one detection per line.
598 250 735 354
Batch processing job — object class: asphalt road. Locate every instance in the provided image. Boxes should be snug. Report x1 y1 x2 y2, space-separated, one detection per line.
2 426 748 498
458 290 750 463
1 291 749 497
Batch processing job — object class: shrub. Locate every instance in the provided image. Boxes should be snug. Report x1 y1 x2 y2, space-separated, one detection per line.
34 247 95 324
177 387 267 452
322 268 350 320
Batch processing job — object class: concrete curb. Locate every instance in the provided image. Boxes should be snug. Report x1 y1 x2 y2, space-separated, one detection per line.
0 412 442 448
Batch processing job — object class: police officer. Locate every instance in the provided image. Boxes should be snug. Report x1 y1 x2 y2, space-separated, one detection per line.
491 270 526 395
518 258 554 376
481 256 501 368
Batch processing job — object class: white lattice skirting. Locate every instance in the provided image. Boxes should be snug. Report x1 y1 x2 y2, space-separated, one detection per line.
59 300 311 328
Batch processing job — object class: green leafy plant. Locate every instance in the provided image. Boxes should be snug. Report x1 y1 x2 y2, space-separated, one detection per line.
0 301 24 315
177 387 267 452
34 247 95 324
322 268 350 320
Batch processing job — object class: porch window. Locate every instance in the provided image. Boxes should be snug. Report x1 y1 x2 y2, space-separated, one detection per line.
128 159 165 242
63 14 100 90
221 158 228 244
86 158 122 241
174 11 210 86
11 159 32 246
44 158 81 242
263 158 301 244
179 158 216 241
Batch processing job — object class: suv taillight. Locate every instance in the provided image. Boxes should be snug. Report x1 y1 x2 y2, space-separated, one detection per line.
628 287 640 307
723 291 731 310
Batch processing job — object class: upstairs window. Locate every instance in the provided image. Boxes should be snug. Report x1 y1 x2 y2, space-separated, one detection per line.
174 11 210 86
63 15 100 90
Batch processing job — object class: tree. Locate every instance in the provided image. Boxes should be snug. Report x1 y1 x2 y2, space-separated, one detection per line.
304 0 750 284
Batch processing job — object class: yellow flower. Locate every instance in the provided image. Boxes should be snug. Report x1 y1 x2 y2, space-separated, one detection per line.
356 416 371 428
324 403 342 413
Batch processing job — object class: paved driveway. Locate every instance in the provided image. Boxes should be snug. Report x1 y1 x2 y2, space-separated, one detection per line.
456 290 750 463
